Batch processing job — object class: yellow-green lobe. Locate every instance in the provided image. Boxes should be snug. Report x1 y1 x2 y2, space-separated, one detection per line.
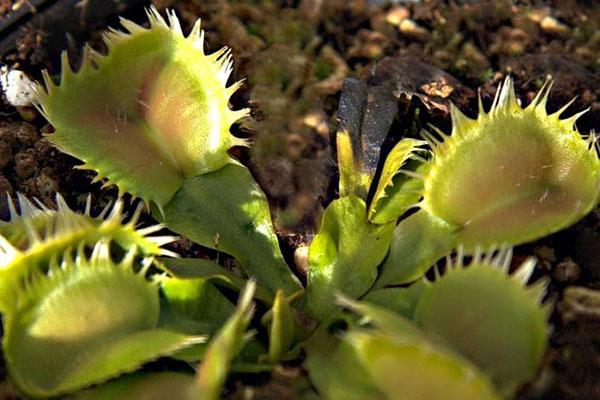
36 8 248 207
423 78 600 247
378 78 600 286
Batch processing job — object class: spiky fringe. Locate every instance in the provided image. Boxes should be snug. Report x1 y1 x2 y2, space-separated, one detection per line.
432 246 549 310
13 240 155 311
367 138 430 221
421 77 592 159
0 193 176 267
0 193 177 312
33 6 252 116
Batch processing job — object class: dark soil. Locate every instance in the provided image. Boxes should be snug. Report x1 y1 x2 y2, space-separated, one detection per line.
0 0 599 399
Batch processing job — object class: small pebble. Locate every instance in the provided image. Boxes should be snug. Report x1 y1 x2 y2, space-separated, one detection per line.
293 244 309 277
302 112 328 136
534 245 557 263
553 257 581 283
459 41 489 70
0 66 37 107
399 19 429 40
540 16 570 37
386 6 409 26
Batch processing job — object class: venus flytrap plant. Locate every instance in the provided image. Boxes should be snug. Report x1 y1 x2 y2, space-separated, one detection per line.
37 10 247 206
410 250 550 394
18 4 596 397
367 138 428 224
305 128 396 320
306 249 549 399
367 248 549 394
306 296 501 400
35 7 301 296
4 241 206 398
0 194 266 398
374 77 600 285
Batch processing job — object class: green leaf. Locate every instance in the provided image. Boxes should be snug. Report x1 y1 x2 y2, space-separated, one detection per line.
159 277 235 335
161 164 301 295
36 8 248 206
4 246 204 397
362 281 426 320
264 290 297 363
304 327 384 400
70 372 197 400
376 210 458 287
158 257 273 304
196 281 256 400
337 129 371 200
55 330 204 394
346 331 501 400
305 306 500 400
158 276 235 361
368 138 426 223
305 195 394 320
336 295 424 337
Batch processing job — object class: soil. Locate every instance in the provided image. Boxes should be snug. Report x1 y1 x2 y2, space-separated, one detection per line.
0 0 599 399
